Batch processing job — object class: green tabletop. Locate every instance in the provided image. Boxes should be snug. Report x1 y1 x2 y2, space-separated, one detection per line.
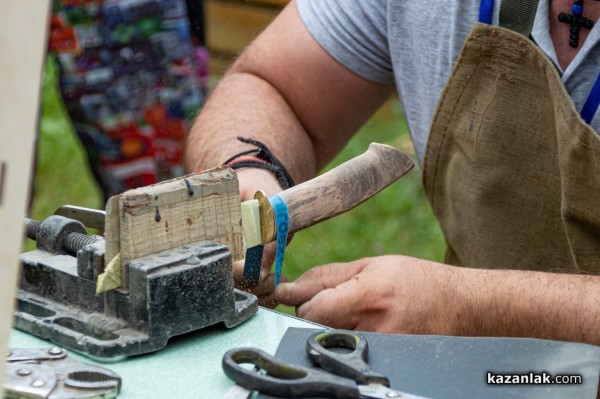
9 308 317 398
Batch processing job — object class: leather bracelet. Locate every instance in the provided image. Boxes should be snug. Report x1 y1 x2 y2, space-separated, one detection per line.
224 137 295 190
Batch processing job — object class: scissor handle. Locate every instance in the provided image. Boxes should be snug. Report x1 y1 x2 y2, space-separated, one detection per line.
306 331 390 387
222 347 360 398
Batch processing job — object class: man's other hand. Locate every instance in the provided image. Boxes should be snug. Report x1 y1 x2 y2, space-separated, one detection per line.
275 255 464 334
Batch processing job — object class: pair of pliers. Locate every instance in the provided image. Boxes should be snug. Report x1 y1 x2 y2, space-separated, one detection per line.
5 348 122 398
222 330 433 399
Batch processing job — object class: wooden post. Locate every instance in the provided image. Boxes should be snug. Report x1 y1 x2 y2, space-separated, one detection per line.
205 0 289 74
98 166 245 292
0 0 50 391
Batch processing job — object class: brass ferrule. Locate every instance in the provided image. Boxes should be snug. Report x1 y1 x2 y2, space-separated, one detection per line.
254 190 275 244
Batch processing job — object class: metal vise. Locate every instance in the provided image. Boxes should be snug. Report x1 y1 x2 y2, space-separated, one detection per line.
15 211 258 359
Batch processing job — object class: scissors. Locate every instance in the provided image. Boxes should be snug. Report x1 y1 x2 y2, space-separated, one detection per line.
222 330 432 399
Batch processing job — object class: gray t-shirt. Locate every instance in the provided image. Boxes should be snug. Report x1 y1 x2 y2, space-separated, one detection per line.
297 0 600 163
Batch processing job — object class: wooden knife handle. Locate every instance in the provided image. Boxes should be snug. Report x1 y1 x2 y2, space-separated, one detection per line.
278 143 414 235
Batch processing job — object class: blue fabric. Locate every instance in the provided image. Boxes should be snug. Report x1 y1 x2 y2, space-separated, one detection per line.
581 73 600 125
479 0 494 24
269 194 289 287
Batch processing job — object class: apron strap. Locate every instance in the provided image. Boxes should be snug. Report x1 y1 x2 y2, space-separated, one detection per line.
496 0 599 125
499 0 539 38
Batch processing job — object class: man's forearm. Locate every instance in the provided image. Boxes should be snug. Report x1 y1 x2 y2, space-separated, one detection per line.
186 70 318 184
185 2 393 184
460 267 600 345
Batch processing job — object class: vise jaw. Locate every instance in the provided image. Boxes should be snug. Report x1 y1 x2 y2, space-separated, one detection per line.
15 212 258 359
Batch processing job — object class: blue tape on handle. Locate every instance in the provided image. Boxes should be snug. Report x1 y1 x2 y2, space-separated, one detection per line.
268 194 289 287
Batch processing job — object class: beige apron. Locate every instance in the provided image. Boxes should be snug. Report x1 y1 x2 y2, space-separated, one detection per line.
422 23 600 273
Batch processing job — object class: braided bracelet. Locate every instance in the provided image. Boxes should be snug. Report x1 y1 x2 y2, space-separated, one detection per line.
224 137 295 190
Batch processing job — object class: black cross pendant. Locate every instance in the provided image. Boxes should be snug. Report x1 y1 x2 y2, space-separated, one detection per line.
558 0 595 48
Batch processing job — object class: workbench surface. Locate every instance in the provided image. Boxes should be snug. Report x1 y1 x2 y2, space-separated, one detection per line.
9 308 316 398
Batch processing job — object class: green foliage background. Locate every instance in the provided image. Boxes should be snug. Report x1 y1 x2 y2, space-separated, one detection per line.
32 57 446 314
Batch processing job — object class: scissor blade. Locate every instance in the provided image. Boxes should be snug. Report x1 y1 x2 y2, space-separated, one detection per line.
223 384 252 399
359 384 434 399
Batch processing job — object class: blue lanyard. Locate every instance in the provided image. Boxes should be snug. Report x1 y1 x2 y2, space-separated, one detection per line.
478 0 600 125
479 0 494 24
581 73 600 125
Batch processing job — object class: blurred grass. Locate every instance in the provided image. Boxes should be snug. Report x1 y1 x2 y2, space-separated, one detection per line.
31 56 103 221
33 56 445 315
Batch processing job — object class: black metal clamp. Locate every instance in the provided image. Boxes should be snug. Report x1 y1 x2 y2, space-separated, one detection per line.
15 209 258 359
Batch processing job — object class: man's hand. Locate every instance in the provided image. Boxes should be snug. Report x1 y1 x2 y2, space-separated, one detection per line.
276 255 600 346
233 258 288 308
236 168 282 205
233 168 289 308
236 167 282 268
275 255 463 334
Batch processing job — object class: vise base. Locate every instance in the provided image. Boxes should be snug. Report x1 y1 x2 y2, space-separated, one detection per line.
16 215 258 359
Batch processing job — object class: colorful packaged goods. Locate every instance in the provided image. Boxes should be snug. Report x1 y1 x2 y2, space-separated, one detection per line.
49 0 208 201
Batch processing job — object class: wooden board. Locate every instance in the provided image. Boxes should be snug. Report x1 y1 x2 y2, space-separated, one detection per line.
0 0 50 390
244 0 289 7
104 166 245 288
205 0 287 73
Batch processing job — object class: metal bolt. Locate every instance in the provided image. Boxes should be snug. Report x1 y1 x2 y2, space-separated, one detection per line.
17 369 31 376
48 347 63 356
25 217 95 254
25 218 42 240
31 380 45 388
386 393 403 398
186 255 201 265
64 233 98 253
